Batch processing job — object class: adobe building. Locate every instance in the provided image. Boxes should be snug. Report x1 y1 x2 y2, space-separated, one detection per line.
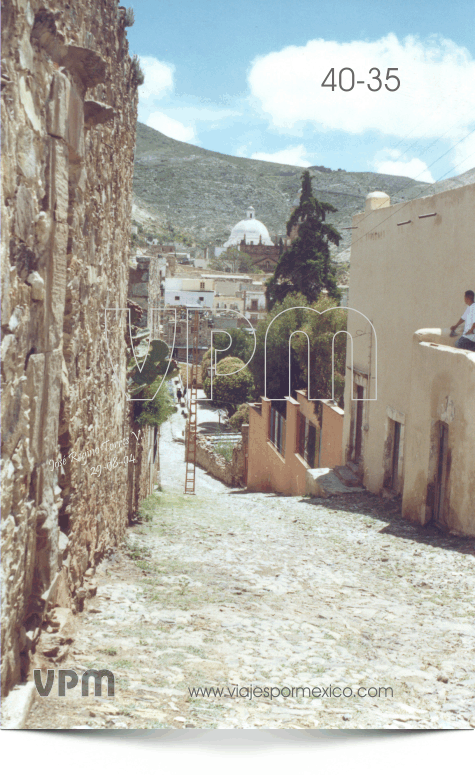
246 393 344 496
342 183 475 536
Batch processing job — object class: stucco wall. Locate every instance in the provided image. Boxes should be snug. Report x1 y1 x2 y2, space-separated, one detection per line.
342 184 475 502
247 399 294 494
320 401 344 468
247 394 342 496
402 332 475 536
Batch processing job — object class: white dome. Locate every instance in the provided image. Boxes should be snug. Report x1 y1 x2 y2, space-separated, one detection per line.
223 206 274 248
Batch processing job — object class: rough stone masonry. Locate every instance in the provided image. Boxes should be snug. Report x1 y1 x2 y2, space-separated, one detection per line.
1 1 139 697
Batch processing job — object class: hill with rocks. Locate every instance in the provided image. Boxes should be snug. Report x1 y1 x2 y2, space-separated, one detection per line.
132 121 474 261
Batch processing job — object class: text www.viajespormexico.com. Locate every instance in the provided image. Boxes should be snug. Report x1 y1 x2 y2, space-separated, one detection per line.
188 685 394 699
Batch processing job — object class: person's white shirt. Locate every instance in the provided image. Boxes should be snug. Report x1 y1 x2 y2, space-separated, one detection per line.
461 303 475 342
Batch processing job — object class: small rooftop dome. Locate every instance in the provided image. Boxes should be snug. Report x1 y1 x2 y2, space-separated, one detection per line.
365 191 390 212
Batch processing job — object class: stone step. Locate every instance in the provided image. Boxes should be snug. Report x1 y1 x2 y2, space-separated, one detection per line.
334 465 362 487
346 461 360 475
305 468 366 498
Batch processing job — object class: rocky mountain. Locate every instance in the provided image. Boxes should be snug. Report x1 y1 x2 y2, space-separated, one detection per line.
133 121 474 258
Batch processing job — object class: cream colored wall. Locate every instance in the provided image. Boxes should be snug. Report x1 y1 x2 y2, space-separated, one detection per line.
343 183 475 497
402 332 475 536
181 278 214 292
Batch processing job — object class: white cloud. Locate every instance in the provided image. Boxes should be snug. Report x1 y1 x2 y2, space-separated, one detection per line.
251 144 312 166
248 34 475 140
450 132 475 175
374 154 435 182
169 106 241 121
146 111 196 143
138 56 174 100
235 144 250 157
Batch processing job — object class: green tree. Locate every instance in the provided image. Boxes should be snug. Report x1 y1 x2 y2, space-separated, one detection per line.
249 293 347 406
212 328 254 365
202 356 255 415
266 170 341 309
127 337 179 426
135 382 176 427
210 246 255 274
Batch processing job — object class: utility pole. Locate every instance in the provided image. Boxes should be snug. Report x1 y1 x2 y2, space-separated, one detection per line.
184 310 199 494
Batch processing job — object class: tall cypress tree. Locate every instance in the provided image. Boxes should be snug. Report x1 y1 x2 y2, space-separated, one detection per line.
266 170 341 310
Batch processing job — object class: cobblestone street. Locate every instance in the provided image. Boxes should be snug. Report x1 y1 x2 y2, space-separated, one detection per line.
27 414 475 730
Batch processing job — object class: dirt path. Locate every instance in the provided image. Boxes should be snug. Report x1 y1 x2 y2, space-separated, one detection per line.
26 416 475 729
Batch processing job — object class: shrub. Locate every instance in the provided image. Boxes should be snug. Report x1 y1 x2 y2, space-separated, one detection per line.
135 382 176 427
131 54 144 86
229 404 249 431
124 7 135 26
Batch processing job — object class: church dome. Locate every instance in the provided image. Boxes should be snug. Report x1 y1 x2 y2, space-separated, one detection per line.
223 206 274 248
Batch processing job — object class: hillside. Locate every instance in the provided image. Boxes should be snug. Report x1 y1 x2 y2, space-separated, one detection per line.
133 121 474 257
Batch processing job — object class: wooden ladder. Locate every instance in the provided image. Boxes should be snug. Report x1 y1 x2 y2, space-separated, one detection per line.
184 310 199 494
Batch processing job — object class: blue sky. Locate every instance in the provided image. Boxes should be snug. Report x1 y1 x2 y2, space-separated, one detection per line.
127 0 475 182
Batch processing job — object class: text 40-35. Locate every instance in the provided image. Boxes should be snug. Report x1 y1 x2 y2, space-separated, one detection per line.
322 67 400 92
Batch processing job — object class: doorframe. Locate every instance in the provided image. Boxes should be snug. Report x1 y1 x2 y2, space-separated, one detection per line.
433 421 450 526
383 407 405 495
350 372 368 465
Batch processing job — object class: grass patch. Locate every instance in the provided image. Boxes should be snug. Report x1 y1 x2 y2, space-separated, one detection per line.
100 647 118 656
214 439 235 463
112 659 135 670
135 559 161 573
125 540 152 561
138 493 162 523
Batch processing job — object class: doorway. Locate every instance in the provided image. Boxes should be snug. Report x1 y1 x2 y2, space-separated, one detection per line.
391 421 401 492
354 384 364 461
434 422 450 524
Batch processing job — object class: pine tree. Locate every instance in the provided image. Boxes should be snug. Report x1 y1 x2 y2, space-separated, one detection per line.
266 170 341 309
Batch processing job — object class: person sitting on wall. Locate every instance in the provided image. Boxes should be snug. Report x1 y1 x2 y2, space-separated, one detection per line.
450 289 475 352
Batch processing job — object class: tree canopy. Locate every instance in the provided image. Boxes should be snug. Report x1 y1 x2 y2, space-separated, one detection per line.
212 328 254 365
209 246 255 274
248 293 347 407
266 170 341 310
202 356 255 415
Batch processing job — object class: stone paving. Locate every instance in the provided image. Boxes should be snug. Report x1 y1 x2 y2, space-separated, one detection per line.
26 413 475 730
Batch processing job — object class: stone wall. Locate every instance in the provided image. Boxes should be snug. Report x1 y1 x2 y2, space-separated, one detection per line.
1 0 138 696
127 421 161 519
129 255 151 326
185 432 246 487
128 253 166 332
